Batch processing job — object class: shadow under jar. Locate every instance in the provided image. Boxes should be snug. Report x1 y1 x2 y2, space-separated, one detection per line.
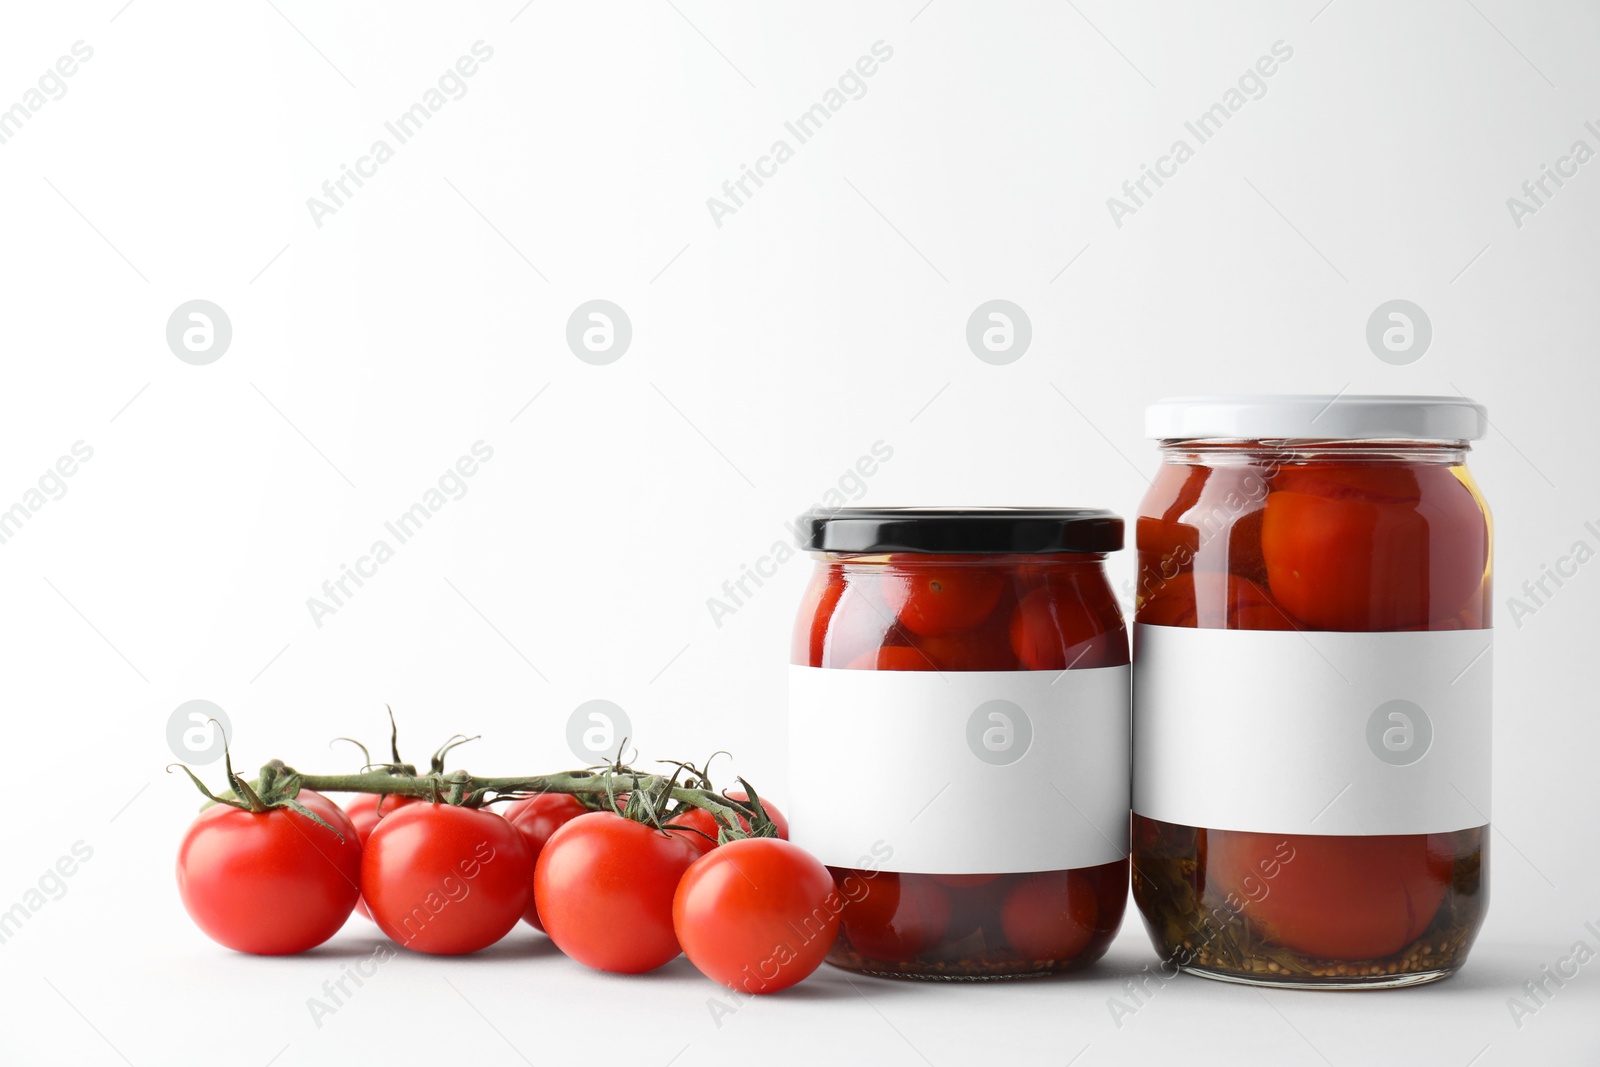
1131 396 1492 989
788 508 1131 980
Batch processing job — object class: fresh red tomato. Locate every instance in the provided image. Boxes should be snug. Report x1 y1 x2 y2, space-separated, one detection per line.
504 793 590 931
177 789 362 955
362 803 533 955
673 792 790 853
673 838 839 993
1260 464 1487 630
886 557 1004 637
1000 870 1098 961
733 792 788 839
839 873 952 960
535 811 704 973
344 793 419 841
341 793 419 921
1208 831 1451 961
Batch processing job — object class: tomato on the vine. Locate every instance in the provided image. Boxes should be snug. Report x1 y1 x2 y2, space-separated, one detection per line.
504 793 590 931
672 793 789 854
535 811 703 973
362 803 533 955
177 789 361 955
344 793 419 841
341 793 419 921
1000 870 1098 961
673 838 839 993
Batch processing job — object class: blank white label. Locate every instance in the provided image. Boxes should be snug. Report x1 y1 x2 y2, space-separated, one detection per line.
1132 624 1492 836
788 664 1130 874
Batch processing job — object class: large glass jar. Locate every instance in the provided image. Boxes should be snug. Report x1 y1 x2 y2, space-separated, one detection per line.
1131 396 1492 988
788 508 1130 979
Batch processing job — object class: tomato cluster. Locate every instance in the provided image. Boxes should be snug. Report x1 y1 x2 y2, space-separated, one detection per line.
795 553 1130 977
1132 454 1491 967
176 784 841 994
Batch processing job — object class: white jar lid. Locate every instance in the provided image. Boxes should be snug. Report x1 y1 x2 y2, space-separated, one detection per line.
1145 394 1487 442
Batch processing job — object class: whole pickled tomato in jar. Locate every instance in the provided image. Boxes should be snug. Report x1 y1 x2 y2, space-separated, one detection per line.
788 508 1131 980
1131 395 1492 988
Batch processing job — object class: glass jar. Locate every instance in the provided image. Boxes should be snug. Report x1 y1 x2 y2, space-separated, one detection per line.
1131 396 1492 988
788 508 1130 979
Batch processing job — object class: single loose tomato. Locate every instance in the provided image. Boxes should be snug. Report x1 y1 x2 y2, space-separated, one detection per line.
177 789 362 955
504 793 590 931
1000 870 1098 961
342 793 419 920
363 803 533 955
886 558 1004 637
1260 464 1487 630
535 811 704 973
839 873 952 960
1208 831 1451 961
673 838 840 994
673 792 790 853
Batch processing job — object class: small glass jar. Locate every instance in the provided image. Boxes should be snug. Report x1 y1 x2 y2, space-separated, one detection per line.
788 508 1130 980
1131 396 1492 988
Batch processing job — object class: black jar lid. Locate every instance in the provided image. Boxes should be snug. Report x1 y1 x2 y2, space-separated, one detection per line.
798 507 1123 555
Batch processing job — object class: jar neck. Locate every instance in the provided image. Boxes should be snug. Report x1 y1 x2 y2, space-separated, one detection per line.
1157 438 1470 465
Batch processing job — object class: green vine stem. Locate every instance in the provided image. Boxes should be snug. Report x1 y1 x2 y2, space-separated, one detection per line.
174 757 777 843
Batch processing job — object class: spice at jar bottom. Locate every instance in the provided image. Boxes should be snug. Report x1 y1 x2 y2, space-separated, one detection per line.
1132 395 1492 988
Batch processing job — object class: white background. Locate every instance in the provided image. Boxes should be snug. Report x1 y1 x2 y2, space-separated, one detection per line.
1 1 1597 1063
